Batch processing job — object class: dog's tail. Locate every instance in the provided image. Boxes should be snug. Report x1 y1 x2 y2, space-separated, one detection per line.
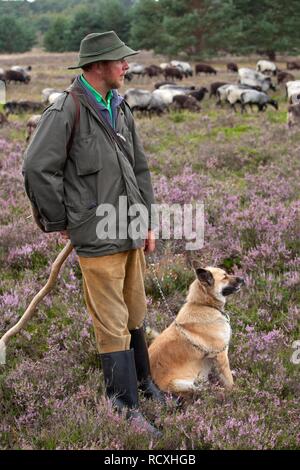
145 326 160 344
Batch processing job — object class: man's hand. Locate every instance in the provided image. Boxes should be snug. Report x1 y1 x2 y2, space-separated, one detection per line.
60 230 70 240
144 229 155 253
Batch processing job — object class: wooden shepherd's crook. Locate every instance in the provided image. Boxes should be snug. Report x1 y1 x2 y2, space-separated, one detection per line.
0 241 74 365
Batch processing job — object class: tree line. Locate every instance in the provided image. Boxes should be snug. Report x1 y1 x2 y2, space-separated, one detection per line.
0 0 300 58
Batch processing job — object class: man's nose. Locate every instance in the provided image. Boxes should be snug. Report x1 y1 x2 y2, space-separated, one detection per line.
123 60 129 71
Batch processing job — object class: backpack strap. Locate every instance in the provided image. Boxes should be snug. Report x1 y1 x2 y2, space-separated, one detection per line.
66 91 80 155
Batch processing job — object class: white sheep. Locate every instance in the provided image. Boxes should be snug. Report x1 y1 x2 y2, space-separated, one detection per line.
240 90 278 112
152 88 187 105
11 66 31 78
48 92 64 104
159 63 170 70
124 88 166 115
256 60 277 76
41 88 61 103
170 60 193 77
238 67 275 92
226 85 252 111
285 80 300 104
216 84 232 105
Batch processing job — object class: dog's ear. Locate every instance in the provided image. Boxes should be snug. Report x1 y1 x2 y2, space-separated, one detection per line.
195 268 214 286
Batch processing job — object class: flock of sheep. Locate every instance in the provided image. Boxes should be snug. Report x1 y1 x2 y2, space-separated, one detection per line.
0 57 300 143
122 59 300 127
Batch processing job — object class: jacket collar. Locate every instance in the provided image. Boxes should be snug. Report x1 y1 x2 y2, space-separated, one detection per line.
66 77 124 128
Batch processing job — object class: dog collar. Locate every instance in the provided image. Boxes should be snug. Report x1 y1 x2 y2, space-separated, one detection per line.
219 310 231 323
174 321 229 356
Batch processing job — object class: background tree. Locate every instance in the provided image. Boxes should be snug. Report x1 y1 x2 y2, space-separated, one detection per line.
129 0 165 51
0 16 36 53
43 16 70 53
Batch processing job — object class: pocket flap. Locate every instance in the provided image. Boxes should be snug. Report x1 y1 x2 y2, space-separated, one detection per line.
74 133 102 176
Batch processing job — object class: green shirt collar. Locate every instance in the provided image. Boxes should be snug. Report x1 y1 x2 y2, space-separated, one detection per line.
80 74 113 107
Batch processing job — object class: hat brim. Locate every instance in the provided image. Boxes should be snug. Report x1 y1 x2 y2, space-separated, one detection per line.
68 44 139 69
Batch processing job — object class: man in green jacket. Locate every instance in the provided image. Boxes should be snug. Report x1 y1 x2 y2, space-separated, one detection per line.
23 31 164 436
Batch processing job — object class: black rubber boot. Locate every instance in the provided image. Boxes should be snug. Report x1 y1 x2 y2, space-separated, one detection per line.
100 349 162 437
130 327 167 404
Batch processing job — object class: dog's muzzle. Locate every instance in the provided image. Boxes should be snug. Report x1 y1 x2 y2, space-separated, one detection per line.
222 277 245 296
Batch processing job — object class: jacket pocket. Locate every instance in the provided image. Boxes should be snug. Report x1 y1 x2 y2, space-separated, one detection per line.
73 132 103 176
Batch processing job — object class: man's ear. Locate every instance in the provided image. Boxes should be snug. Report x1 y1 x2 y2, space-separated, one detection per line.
195 268 214 286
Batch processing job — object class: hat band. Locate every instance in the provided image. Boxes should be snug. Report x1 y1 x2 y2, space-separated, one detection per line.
80 42 125 58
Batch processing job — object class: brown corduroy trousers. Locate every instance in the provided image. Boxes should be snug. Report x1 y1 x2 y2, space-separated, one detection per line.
78 248 147 353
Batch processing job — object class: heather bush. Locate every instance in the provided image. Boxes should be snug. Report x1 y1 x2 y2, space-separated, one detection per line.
0 62 299 450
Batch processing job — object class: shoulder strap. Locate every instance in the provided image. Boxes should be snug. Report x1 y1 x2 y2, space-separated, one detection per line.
66 91 80 155
95 102 134 165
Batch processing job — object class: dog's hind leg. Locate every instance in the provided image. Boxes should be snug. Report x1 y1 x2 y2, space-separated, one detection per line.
169 379 197 393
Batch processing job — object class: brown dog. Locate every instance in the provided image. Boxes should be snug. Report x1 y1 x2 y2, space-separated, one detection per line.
148 266 244 393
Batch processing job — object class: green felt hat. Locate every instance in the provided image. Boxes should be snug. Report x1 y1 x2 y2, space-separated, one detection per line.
68 31 139 69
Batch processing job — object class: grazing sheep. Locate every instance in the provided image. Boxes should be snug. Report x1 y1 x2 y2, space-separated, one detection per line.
287 103 300 128
154 81 178 89
172 94 200 112
26 114 41 142
4 100 43 115
41 88 61 103
159 63 170 71
158 84 195 92
163 66 183 81
124 88 166 115
127 63 145 78
240 90 278 112
11 66 31 79
170 60 193 77
124 88 152 112
152 88 187 106
227 62 238 73
215 84 233 106
188 87 208 102
238 68 275 92
48 92 64 104
144 65 162 78
277 71 295 85
285 81 300 104
286 61 300 70
226 85 252 111
256 60 277 76
209 81 229 98
4 70 30 84
195 63 217 75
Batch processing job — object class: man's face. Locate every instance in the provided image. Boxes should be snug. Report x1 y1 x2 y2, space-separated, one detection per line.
99 59 129 89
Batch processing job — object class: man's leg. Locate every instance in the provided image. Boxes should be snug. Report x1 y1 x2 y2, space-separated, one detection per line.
78 251 161 436
79 251 130 353
123 249 166 403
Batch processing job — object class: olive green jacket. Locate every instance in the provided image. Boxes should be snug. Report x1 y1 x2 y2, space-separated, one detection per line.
23 81 155 257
